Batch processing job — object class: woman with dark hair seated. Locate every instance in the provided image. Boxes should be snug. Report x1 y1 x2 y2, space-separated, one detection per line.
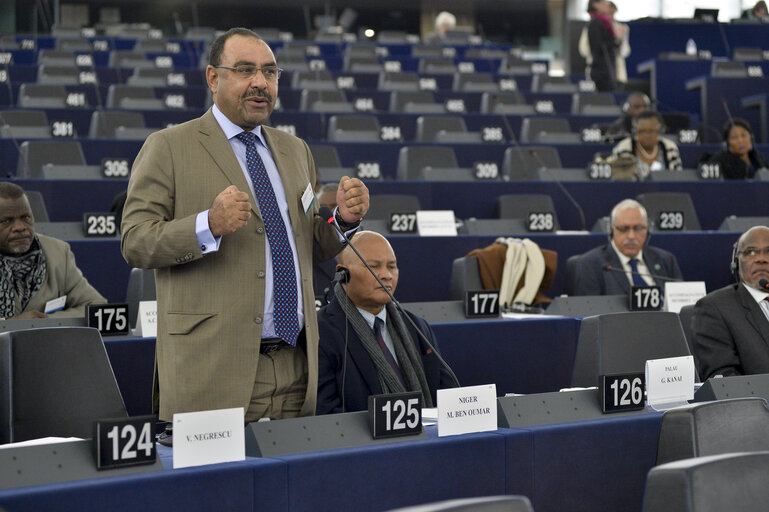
708 118 768 179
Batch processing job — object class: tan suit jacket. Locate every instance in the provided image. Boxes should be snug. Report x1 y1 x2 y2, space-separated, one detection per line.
120 109 343 420
22 234 106 317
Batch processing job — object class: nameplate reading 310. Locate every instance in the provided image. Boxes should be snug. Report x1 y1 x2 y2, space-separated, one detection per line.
368 392 422 439
87 303 129 336
600 373 645 413
465 290 500 318
93 415 156 469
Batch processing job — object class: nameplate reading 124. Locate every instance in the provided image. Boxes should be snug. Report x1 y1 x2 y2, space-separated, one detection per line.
600 373 645 413
368 391 422 439
93 415 156 470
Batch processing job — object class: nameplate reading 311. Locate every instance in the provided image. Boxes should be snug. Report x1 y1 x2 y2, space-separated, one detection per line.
368 391 422 439
93 415 156 469
600 373 645 413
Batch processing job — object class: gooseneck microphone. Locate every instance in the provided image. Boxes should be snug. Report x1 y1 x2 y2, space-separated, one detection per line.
759 278 769 291
319 206 461 388
603 264 683 283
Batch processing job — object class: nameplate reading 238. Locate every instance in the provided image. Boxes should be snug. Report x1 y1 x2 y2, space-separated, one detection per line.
368 391 422 439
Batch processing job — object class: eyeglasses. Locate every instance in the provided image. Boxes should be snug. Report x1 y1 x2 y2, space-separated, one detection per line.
613 225 648 234
739 247 769 259
214 65 283 81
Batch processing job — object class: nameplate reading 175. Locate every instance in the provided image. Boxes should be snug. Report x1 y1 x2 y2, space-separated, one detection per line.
87 303 129 336
93 415 156 469
600 373 645 413
368 392 422 439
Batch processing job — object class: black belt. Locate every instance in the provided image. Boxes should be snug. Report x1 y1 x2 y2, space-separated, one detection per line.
260 338 286 354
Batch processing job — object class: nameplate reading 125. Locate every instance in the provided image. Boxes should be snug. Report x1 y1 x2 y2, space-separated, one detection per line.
599 373 645 413
87 303 129 336
368 391 422 439
93 415 156 470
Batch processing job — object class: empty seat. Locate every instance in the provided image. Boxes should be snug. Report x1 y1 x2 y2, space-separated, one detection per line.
571 92 621 115
642 452 769 512
344 56 382 73
636 192 702 231
453 73 498 92
133 40 171 53
419 168 479 181
125 267 157 329
386 495 534 512
126 68 183 87
711 61 747 78
416 115 481 143
449 256 484 300
185 26 217 40
252 27 282 40
571 311 693 387
481 91 534 115
275 53 309 72
465 48 507 60
564 254 581 296
25 190 50 222
397 146 461 180
327 115 381 142
531 75 577 93
495 194 560 229
344 44 378 59
309 144 354 183
733 47 763 61
378 72 420 92
106 85 164 110
364 194 421 219
0 109 51 139
17 140 87 178
503 146 563 181
520 117 580 144
17 84 71 108
299 90 352 112
37 50 76 66
109 51 155 69
88 110 156 139
418 58 457 74
718 216 769 232
37 64 81 85
56 38 92 51
389 91 443 113
291 70 337 91
656 398 769 465
498 56 534 75
461 218 529 236
378 31 412 44
411 46 444 58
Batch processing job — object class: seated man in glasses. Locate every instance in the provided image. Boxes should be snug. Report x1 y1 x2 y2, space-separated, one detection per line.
692 226 769 380
573 199 683 296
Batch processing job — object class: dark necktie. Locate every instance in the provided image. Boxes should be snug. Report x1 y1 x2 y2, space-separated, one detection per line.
374 317 404 385
628 259 648 287
236 131 300 346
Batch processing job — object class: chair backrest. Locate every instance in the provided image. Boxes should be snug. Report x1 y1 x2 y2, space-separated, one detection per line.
520 117 573 143
453 73 497 92
571 92 620 115
17 140 87 178
677 304 697 361
18 84 69 108
571 311 693 387
495 193 560 230
502 146 562 181
89 110 146 138
416 116 467 142
0 109 49 127
378 71 420 92
636 192 702 232
461 218 528 236
37 64 80 85
125 267 157 329
718 216 769 232
389 91 436 112
418 57 457 74
308 144 342 168
386 495 534 512
364 194 421 219
25 190 50 222
449 256 483 300
531 74 577 92
106 85 162 109
0 327 127 443
642 452 769 512
327 115 380 142
397 146 459 180
710 61 747 78
480 91 530 115
656 398 769 465
733 47 763 61
564 254 581 296
299 89 348 111
291 70 336 91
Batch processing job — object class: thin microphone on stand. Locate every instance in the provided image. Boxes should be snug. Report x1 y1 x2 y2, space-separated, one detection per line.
603 264 682 283
319 206 461 388
759 278 769 291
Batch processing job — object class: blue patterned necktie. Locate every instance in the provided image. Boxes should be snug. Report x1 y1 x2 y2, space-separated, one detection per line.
236 131 300 346
628 259 648 287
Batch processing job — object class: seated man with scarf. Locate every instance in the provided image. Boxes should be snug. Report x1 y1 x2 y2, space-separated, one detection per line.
316 231 457 414
0 182 105 319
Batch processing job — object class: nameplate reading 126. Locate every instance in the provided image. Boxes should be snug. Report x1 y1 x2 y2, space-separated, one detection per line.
600 373 645 413
368 391 422 439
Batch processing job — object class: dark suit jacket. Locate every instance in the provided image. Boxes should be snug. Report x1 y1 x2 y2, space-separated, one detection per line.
573 244 683 296
316 296 455 414
692 283 769 380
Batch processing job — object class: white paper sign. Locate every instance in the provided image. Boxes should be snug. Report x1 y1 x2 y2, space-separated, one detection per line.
664 281 707 313
44 295 66 314
437 384 497 437
645 355 695 411
135 300 157 337
416 210 457 237
173 407 245 469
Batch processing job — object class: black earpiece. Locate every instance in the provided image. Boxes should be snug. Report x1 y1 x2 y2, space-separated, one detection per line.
335 267 350 284
730 241 740 281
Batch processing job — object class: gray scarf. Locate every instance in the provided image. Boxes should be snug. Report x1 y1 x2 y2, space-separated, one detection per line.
0 236 46 318
334 282 434 407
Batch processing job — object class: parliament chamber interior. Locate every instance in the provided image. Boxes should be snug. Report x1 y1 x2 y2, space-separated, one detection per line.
2 0 769 511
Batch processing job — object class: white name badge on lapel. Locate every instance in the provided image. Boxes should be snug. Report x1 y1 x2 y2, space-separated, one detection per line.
416 210 457 237
173 407 245 469
437 384 497 437
301 183 314 214
645 355 695 411
664 281 706 313
44 295 66 314
134 300 158 337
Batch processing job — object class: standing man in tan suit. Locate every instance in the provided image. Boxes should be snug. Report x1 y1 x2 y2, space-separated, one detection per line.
121 28 369 422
